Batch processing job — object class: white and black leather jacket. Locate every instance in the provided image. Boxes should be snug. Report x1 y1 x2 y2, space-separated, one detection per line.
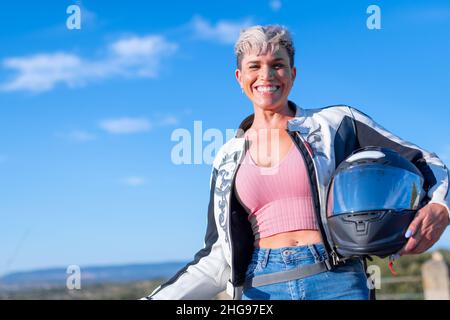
145 101 450 300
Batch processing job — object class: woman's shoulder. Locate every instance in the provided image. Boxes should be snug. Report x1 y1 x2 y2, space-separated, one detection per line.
212 135 246 169
309 104 357 114
302 104 371 120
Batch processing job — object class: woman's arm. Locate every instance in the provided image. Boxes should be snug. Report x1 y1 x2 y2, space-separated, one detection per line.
348 107 450 254
142 167 230 300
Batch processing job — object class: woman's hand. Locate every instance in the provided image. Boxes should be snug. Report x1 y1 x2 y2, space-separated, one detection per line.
399 203 449 256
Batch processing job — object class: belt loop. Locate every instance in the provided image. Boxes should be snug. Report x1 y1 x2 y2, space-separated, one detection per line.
261 248 270 268
308 244 321 263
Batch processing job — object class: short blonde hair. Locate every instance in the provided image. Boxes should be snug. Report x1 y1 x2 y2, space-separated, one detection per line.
234 25 295 69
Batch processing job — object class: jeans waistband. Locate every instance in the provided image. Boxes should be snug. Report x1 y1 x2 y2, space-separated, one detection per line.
251 243 327 265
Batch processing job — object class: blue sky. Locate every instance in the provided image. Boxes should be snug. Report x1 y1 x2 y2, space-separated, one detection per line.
1 0 450 276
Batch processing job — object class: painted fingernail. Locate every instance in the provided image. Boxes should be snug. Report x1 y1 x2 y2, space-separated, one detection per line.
405 229 413 238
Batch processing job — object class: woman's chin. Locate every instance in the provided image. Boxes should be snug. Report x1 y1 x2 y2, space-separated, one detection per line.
253 97 286 110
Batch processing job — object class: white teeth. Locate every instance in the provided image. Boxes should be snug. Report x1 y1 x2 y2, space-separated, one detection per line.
256 86 279 93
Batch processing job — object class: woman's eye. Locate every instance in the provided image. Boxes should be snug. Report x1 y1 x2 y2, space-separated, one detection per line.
249 65 259 69
274 64 285 69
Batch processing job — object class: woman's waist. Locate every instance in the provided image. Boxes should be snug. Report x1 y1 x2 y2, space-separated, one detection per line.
253 230 322 249
250 238 327 263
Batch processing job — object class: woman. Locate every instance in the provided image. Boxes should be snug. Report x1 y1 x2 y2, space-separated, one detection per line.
143 25 449 300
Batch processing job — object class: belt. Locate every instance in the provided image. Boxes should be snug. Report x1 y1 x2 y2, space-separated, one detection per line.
243 259 332 289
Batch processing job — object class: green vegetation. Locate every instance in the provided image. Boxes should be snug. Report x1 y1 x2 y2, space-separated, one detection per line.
1 250 449 300
368 249 450 300
0 279 163 300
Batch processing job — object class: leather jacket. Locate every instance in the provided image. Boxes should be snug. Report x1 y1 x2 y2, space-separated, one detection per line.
145 101 449 300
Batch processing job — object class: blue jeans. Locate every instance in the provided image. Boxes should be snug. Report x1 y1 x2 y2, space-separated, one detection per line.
241 243 370 300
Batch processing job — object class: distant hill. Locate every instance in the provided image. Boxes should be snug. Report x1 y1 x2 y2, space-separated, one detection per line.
2 249 450 300
0 261 188 291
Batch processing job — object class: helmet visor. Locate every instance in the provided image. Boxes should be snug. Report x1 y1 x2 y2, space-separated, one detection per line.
327 164 424 216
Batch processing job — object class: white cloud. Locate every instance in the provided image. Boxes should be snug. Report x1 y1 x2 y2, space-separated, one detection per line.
68 130 96 142
111 36 169 57
270 0 282 12
1 35 178 93
55 130 96 142
99 117 151 134
108 35 178 77
99 113 179 135
122 176 146 187
2 53 83 92
191 16 253 44
158 115 179 126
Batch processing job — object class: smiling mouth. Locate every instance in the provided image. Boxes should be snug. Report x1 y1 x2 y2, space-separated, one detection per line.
254 85 281 94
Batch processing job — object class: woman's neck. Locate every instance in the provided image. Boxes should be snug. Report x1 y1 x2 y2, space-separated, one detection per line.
251 101 295 130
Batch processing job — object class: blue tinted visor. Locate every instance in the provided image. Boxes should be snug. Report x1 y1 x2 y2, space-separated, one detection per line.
327 164 424 217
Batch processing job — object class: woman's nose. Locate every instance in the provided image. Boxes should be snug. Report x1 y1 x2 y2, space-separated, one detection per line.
258 65 275 80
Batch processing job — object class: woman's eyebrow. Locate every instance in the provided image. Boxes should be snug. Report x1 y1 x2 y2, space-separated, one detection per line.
246 58 286 65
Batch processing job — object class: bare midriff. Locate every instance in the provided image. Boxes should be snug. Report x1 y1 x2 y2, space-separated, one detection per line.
254 230 323 248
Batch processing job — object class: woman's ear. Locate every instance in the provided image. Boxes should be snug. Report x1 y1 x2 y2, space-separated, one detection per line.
291 66 297 82
235 68 243 88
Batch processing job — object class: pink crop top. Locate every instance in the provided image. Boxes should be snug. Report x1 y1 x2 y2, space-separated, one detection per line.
235 141 318 240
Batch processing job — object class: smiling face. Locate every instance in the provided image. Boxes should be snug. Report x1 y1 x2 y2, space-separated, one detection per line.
235 47 296 112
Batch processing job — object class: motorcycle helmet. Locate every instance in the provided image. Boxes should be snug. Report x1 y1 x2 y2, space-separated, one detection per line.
326 146 426 258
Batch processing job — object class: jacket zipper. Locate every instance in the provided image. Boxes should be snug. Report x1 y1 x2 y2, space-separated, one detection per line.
287 129 340 265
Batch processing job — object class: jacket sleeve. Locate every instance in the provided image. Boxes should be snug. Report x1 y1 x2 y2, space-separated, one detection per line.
348 107 450 218
142 166 230 300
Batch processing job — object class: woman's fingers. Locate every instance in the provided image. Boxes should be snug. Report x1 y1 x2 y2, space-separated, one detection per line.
410 238 433 254
400 214 424 255
400 204 448 255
